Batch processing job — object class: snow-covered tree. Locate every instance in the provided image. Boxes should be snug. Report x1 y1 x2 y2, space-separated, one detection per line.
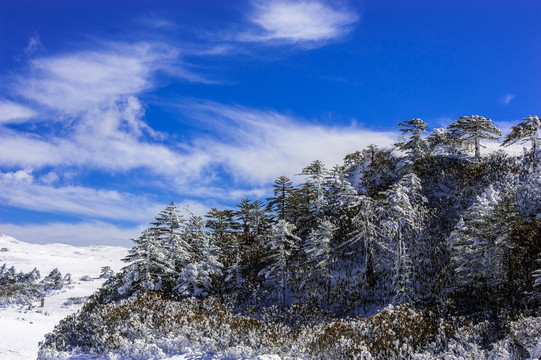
175 214 223 297
448 115 502 159
151 202 185 251
302 218 335 307
380 174 430 305
426 127 462 156
206 208 238 246
2 265 16 281
25 267 41 282
99 266 114 279
120 228 175 295
206 207 245 293
300 160 328 215
448 186 523 310
502 115 541 155
42 268 64 290
395 118 429 160
343 145 398 196
347 195 380 288
259 219 300 306
449 187 500 286
235 199 270 245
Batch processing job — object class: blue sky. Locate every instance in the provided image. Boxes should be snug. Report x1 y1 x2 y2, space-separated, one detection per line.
0 0 539 246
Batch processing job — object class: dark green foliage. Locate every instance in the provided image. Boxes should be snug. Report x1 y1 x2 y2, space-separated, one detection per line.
266 175 294 221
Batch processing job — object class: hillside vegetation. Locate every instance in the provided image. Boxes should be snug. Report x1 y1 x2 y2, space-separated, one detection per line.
39 115 541 359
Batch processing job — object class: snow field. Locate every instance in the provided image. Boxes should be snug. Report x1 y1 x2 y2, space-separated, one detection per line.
0 234 127 360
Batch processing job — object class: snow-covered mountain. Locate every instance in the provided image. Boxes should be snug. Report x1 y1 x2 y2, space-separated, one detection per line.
0 234 128 360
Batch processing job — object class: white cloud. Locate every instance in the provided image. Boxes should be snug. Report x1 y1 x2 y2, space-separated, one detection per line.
18 43 179 113
0 97 211 187
0 221 142 247
501 94 516 105
1 43 218 185
1 37 395 207
0 95 393 202
0 169 163 222
177 100 397 186
0 168 33 184
0 100 37 123
240 0 358 44
40 171 59 184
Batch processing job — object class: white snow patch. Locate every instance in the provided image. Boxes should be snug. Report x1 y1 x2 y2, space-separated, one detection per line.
0 234 128 360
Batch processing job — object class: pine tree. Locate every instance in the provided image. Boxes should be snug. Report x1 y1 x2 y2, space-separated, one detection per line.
259 219 300 306
302 218 336 307
235 198 256 245
206 208 241 290
99 266 114 279
447 186 521 311
502 115 541 155
235 199 270 245
120 227 175 295
288 181 317 239
395 118 429 160
25 268 41 282
448 115 502 159
151 202 185 251
449 187 501 287
300 160 328 215
426 127 461 156
232 199 272 295
486 195 524 307
205 208 238 246
380 173 429 304
175 214 223 297
2 265 16 281
42 268 64 290
346 195 380 301
343 145 398 196
267 176 294 221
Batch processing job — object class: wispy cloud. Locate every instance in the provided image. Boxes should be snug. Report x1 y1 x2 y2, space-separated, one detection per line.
24 32 44 55
0 169 162 222
0 100 200 178
17 42 181 113
501 93 516 105
239 0 358 44
138 16 177 30
1 30 396 233
0 43 212 180
0 100 37 124
176 100 396 186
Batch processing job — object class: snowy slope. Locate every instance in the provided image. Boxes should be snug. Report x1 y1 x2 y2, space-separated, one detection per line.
0 235 273 360
0 234 128 360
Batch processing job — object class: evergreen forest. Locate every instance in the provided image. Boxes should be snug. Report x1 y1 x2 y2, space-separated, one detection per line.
39 115 541 359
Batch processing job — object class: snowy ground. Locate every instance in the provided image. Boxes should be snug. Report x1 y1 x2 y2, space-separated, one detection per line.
0 234 128 360
0 235 279 360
